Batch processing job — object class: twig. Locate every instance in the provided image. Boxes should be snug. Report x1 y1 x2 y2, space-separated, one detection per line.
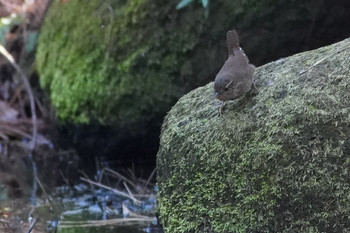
26 217 38 233
80 177 141 205
123 181 137 204
0 124 33 139
141 167 156 191
9 82 25 106
99 168 139 191
78 170 94 190
58 217 156 228
0 131 8 140
0 218 10 226
0 43 38 207
127 164 137 182
0 44 37 149
0 0 22 12
36 176 55 207
58 171 68 187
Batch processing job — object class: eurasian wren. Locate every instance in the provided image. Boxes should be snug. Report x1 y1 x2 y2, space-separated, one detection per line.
214 30 256 104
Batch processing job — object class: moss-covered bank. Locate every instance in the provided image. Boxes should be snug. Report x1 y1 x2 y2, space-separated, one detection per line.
36 0 215 126
157 38 350 232
36 0 349 128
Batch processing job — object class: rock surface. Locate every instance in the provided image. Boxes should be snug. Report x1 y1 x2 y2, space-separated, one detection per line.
35 0 226 126
157 38 350 232
36 0 350 128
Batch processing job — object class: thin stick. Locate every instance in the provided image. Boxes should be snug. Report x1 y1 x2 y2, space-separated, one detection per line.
123 181 139 206
101 168 139 190
0 124 33 139
59 170 70 187
78 170 94 190
80 177 141 205
58 217 155 228
26 217 38 233
141 167 156 191
1 43 39 208
36 176 54 207
0 44 37 149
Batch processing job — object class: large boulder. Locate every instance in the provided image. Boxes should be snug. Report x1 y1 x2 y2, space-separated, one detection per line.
35 0 225 126
36 0 349 129
157 38 350 232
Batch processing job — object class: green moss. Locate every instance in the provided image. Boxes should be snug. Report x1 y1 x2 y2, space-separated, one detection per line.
36 0 207 125
157 38 350 232
36 0 342 128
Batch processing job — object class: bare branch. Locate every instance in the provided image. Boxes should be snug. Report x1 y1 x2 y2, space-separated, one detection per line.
0 43 37 149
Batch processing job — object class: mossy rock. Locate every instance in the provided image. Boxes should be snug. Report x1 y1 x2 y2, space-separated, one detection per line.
36 0 348 127
35 0 216 126
157 38 350 232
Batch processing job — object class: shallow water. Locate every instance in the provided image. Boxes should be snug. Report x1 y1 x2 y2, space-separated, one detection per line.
47 184 162 233
57 225 145 233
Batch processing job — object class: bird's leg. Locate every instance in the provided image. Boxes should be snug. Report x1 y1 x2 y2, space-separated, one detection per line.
219 101 226 115
250 82 259 96
245 83 259 99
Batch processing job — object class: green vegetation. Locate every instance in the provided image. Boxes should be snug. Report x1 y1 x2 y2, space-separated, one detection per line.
36 0 210 126
157 39 350 232
36 0 344 129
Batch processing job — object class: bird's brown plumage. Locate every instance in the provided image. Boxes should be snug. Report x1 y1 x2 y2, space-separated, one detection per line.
214 30 255 102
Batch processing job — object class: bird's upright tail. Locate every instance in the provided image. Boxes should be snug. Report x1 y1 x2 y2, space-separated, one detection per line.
226 30 239 56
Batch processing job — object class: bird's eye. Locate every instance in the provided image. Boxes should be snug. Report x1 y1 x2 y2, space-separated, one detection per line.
224 87 228 91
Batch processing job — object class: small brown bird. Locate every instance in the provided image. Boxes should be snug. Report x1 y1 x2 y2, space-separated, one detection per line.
214 30 256 112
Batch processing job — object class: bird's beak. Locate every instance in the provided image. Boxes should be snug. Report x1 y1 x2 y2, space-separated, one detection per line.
214 92 218 98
